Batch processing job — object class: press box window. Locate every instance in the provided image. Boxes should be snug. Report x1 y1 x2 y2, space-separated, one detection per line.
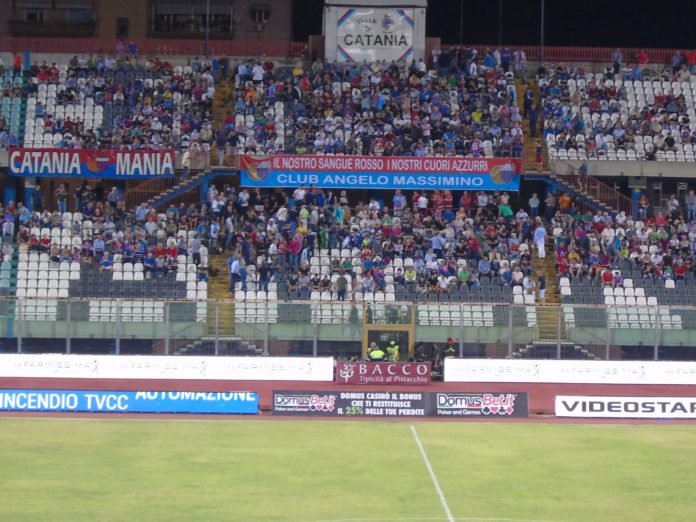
250 6 270 24
25 9 44 22
67 9 90 23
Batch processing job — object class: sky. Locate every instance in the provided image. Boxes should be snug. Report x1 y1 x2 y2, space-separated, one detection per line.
293 0 696 50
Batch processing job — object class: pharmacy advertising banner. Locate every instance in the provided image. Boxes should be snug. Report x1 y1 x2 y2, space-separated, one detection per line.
9 148 176 178
240 155 521 191
336 8 415 62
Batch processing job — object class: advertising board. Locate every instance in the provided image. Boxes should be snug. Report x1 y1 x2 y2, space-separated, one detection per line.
335 8 415 63
240 155 521 191
445 359 696 385
555 395 696 419
9 148 176 178
434 392 527 418
272 391 528 418
0 389 258 414
0 354 334 382
335 362 431 386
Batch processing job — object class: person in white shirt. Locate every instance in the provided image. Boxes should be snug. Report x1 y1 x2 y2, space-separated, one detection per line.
293 186 306 203
252 63 264 83
224 216 235 251
534 221 547 259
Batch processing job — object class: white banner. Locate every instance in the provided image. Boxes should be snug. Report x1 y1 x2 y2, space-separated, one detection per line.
0 355 334 382
556 396 696 419
444 359 696 385
336 8 414 63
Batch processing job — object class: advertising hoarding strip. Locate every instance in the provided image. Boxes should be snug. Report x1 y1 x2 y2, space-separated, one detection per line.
272 391 528 418
335 362 432 386
445 359 696 385
555 396 696 419
0 354 335 381
0 389 259 414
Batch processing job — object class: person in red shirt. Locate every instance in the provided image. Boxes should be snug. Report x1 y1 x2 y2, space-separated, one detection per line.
688 50 696 74
13 53 21 74
601 267 613 287
460 191 473 217
442 190 453 211
431 190 443 213
674 262 687 280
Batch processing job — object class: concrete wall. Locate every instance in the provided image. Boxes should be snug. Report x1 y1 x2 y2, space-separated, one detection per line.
97 0 150 40
226 0 293 42
551 159 696 179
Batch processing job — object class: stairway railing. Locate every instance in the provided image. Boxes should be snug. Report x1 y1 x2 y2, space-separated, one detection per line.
550 159 633 214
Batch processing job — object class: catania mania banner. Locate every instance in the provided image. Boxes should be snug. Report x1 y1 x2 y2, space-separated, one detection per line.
9 148 176 178
240 155 521 191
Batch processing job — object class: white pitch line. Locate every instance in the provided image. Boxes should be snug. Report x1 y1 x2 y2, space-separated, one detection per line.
315 517 554 522
410 425 455 522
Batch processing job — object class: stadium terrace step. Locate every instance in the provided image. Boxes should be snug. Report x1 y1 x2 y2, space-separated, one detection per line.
517 79 547 172
206 253 236 337
211 75 235 167
145 171 212 210
175 336 260 356
513 340 600 360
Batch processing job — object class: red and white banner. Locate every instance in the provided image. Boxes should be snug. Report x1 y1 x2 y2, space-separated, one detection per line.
240 154 522 191
335 361 431 386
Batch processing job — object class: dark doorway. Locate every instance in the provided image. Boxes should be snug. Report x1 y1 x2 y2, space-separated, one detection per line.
116 18 129 39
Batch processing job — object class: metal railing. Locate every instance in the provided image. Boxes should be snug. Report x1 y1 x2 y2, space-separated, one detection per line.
441 44 691 66
0 36 305 57
549 159 634 215
1 298 695 361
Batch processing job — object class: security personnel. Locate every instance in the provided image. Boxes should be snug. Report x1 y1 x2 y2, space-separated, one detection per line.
444 338 456 359
386 340 400 362
368 345 386 361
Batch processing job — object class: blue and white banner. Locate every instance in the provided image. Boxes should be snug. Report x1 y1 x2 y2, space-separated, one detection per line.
0 389 258 414
240 155 521 191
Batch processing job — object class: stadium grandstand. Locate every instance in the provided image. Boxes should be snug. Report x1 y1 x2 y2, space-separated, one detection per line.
0 0 696 365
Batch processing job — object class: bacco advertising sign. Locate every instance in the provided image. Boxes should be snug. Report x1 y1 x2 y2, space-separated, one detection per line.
336 8 414 63
335 362 431 386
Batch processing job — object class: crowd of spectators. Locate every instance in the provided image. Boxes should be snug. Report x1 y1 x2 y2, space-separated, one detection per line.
552 190 696 285
4 174 696 305
24 53 218 153
0 181 214 283
539 62 696 161
220 185 555 301
219 54 524 158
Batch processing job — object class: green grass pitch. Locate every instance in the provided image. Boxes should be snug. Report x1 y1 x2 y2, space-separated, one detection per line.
0 418 694 522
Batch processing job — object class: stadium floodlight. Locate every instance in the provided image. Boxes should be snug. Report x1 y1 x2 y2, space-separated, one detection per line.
540 0 545 66
205 0 210 57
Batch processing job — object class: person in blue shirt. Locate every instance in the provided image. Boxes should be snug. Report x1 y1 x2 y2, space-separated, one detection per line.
98 253 112 272
93 235 105 257
478 256 492 281
143 250 155 278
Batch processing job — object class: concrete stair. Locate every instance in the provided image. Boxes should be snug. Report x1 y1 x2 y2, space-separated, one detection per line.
211 77 234 167
206 253 236 338
516 79 548 172
513 340 600 360
175 336 261 356
531 231 563 341
143 171 208 209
